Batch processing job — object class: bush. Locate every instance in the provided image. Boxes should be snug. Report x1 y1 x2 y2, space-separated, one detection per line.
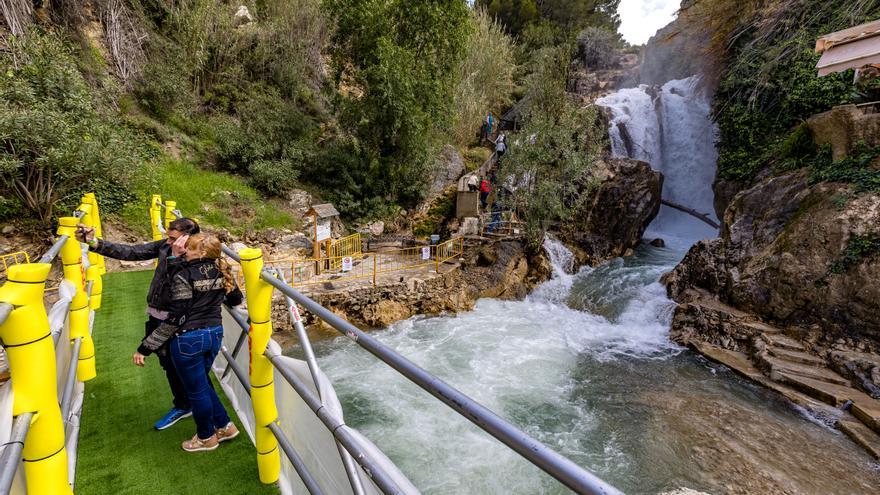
576 27 621 69
0 31 151 222
450 8 517 145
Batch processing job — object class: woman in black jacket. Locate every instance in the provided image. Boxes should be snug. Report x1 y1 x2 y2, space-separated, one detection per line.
133 233 242 452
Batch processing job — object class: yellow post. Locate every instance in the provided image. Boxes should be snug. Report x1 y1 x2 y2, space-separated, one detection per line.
238 248 280 484
82 193 106 274
150 195 163 241
164 200 177 230
372 254 377 286
0 264 73 495
86 265 102 310
57 217 96 382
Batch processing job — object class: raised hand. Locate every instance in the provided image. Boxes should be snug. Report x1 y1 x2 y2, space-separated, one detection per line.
75 223 95 243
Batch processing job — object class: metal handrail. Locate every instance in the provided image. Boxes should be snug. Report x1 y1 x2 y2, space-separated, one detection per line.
264 348 406 495
220 244 621 495
0 411 34 494
275 269 367 495
219 344 326 495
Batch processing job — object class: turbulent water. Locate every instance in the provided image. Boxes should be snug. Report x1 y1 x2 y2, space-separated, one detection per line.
301 76 880 494
310 238 880 494
596 76 718 239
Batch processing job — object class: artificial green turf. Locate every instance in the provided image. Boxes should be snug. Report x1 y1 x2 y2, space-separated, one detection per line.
75 270 278 495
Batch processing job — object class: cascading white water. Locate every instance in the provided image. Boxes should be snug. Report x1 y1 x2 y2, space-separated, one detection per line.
597 76 719 240
302 75 880 495
309 238 880 494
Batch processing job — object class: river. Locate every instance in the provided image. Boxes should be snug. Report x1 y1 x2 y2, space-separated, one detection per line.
310 235 880 494
306 76 880 494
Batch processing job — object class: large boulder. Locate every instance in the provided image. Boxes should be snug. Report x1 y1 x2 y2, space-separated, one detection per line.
666 170 880 349
430 144 465 196
564 157 663 263
808 104 880 161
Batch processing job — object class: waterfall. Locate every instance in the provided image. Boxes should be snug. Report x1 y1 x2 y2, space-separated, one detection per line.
597 76 719 240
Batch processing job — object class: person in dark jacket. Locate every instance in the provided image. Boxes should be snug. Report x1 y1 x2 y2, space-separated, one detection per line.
133 233 242 452
76 217 200 430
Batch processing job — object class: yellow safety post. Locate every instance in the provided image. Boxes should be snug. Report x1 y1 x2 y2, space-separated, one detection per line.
164 200 177 230
82 193 106 275
0 263 73 495
150 195 164 241
239 247 280 484
57 217 96 382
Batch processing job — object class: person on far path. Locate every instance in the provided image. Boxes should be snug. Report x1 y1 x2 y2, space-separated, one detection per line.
479 121 489 144
479 177 492 209
133 234 243 452
467 174 479 192
486 111 495 138
76 217 200 431
496 133 507 162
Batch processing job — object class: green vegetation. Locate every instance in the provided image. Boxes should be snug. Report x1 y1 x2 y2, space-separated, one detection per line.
121 159 295 236
413 189 456 238
499 46 606 250
77 270 278 495
0 30 154 222
808 143 880 192
830 233 880 274
475 0 620 38
326 0 471 208
707 0 880 182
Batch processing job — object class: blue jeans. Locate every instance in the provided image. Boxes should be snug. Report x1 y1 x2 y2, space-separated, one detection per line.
170 326 230 440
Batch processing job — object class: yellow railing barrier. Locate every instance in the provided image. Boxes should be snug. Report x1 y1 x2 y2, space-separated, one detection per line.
0 263 73 495
329 233 361 269
150 195 164 242
82 192 106 275
164 200 177 231
239 248 281 484
57 217 97 382
266 237 465 288
0 251 29 276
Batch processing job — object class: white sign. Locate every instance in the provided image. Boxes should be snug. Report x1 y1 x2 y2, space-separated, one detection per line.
316 221 331 242
421 247 431 260
341 256 353 272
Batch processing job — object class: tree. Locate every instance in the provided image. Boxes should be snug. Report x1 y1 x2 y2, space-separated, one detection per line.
476 0 620 37
498 46 605 250
325 0 471 208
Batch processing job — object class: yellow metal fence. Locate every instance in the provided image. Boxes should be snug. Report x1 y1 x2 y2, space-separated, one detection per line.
0 251 29 278
263 237 465 288
329 233 362 270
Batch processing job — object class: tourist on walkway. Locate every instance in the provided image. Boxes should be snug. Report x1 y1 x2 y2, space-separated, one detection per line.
467 174 479 192
486 111 494 137
133 233 242 452
496 134 507 161
77 217 199 430
479 121 489 144
479 178 492 209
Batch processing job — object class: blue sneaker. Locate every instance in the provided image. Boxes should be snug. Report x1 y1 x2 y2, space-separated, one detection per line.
154 408 192 430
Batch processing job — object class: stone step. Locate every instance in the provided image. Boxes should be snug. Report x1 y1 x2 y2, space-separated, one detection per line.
689 342 839 415
777 373 861 407
766 346 826 367
742 321 781 334
757 353 851 387
839 417 880 459
851 398 880 436
760 332 806 352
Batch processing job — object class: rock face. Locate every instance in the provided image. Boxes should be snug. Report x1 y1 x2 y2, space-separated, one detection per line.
430 144 465 196
563 157 662 264
639 3 716 87
808 104 880 161
665 170 880 349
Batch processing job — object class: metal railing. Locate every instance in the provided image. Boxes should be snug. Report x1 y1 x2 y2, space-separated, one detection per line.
219 242 621 495
0 201 101 495
329 233 362 270
157 199 622 495
0 252 28 280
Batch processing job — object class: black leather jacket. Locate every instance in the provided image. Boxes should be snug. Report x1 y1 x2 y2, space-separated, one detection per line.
137 258 242 356
90 239 181 310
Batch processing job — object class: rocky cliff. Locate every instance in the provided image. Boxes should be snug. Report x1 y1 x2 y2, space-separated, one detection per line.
665 170 880 349
562 157 663 265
